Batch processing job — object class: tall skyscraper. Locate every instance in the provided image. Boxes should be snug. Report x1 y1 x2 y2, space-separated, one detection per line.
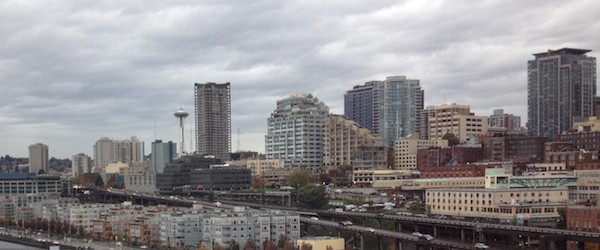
344 76 424 148
94 137 114 169
194 82 231 160
265 93 329 168
130 136 145 162
72 153 92 177
151 140 177 173
528 48 597 139
28 143 48 174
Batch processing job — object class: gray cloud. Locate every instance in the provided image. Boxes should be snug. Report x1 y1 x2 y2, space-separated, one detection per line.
1 0 599 158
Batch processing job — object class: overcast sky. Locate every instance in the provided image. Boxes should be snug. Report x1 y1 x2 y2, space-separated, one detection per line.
1 0 599 158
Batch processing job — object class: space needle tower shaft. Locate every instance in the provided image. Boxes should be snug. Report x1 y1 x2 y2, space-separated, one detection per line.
174 108 189 155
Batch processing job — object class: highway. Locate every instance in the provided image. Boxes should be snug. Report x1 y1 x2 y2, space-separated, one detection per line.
215 198 600 243
300 217 499 250
316 209 600 242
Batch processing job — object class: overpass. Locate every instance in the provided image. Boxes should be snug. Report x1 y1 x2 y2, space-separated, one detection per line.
301 217 493 250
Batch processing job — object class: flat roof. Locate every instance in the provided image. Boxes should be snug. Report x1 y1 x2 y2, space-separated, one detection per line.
427 187 568 192
532 48 592 56
297 236 343 241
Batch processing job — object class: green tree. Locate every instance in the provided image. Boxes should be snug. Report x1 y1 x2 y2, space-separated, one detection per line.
252 176 268 190
287 168 312 189
277 235 288 249
442 133 460 146
408 201 426 214
229 239 240 250
207 192 216 202
300 242 313 250
298 184 328 209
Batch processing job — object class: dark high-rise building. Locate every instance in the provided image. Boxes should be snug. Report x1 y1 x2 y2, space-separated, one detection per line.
344 82 376 131
156 155 250 192
194 82 231 160
344 76 424 148
527 48 597 140
151 140 177 173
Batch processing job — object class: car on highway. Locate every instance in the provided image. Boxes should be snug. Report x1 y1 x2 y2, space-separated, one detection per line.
310 217 319 221
367 227 375 232
419 234 434 241
412 232 422 237
339 220 353 226
140 245 148 249
475 242 489 249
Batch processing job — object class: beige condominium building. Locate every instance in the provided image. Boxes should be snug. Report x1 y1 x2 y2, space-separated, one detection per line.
426 103 488 143
394 134 447 170
426 169 569 221
28 143 48 174
324 114 384 167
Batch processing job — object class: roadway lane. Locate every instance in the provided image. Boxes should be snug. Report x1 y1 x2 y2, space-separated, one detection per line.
300 217 487 250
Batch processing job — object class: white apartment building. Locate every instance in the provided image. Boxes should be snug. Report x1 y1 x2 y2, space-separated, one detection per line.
93 203 146 241
265 93 329 168
66 203 114 233
32 198 80 222
426 103 488 143
394 134 447 170
201 209 300 249
159 211 205 248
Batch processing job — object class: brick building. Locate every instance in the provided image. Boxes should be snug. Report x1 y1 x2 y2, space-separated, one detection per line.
417 146 484 169
566 204 600 250
419 165 487 178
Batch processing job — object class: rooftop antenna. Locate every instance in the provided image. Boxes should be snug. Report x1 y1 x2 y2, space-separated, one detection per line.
189 117 194 154
154 121 157 141
237 124 241 152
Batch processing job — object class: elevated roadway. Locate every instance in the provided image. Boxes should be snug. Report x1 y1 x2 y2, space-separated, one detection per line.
74 188 600 247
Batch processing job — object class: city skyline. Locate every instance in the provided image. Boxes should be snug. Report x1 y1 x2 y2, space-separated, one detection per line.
1 1 599 158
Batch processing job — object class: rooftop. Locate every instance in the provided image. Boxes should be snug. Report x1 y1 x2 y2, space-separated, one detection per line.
532 48 592 57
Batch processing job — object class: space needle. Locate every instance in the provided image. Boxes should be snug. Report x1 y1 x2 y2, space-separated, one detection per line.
173 108 189 155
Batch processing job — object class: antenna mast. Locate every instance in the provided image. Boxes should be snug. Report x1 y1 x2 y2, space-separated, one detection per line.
237 126 241 152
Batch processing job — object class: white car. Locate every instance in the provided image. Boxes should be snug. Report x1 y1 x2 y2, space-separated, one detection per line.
310 217 319 221
412 232 422 237
367 227 375 232
475 243 489 249
116 241 122 246
140 246 148 249
422 234 434 241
